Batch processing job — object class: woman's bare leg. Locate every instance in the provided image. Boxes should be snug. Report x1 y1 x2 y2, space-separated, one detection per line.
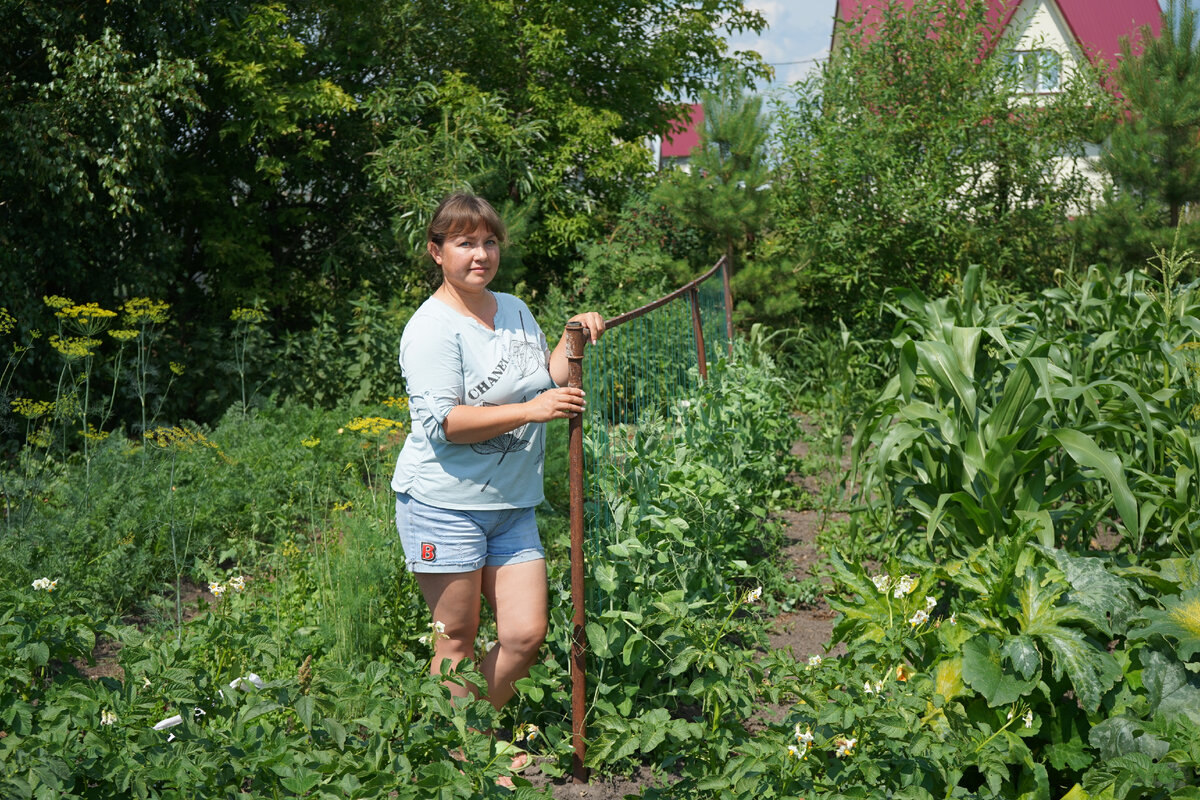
480 559 548 710
415 570 484 701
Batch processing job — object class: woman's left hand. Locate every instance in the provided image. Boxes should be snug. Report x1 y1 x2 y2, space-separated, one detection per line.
569 312 606 344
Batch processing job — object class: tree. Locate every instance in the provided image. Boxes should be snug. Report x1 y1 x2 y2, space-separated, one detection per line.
654 73 772 279
766 0 1111 329
365 0 771 292
1076 0 1200 273
0 0 772 430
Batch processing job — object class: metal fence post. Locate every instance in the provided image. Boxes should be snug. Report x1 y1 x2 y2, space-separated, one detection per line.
688 288 708 381
722 256 734 358
564 320 589 784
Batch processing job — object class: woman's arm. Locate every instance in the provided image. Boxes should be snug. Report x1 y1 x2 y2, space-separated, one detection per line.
548 312 606 387
442 388 587 444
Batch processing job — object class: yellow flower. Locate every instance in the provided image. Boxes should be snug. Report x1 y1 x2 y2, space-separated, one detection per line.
0 307 15 336
11 398 52 419
144 426 228 460
57 302 117 323
168 362 185 376
82 424 110 442
108 329 139 341
345 416 405 436
231 307 268 324
301 437 320 448
382 396 410 411
49 335 101 359
43 295 73 310
122 298 170 325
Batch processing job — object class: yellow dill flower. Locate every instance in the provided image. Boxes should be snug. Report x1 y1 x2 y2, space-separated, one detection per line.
27 426 53 448
345 416 404 436
168 361 185 376
108 329 139 342
49 335 101 359
57 302 117 323
331 500 353 512
0 307 15 336
11 398 52 419
301 437 320 447
122 298 170 325
54 393 81 419
382 396 410 411
43 295 73 310
144 426 227 460
81 424 110 442
231 307 268 324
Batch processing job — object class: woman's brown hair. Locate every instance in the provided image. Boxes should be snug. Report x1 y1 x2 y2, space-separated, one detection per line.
427 193 508 248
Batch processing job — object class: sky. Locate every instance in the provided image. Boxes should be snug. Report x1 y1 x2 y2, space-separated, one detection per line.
725 0 842 94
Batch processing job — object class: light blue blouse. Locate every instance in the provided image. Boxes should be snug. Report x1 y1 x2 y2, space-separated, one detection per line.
390 292 557 510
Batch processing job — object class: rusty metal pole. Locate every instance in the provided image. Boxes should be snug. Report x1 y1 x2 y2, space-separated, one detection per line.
721 257 734 358
688 288 708 381
564 321 589 784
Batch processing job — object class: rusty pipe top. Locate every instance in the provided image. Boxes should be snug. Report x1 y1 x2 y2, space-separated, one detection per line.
565 321 586 361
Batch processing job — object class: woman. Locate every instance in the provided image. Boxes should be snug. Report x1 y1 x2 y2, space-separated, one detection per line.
392 193 604 716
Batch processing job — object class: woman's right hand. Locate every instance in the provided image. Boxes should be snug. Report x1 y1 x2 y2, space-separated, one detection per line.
525 387 586 422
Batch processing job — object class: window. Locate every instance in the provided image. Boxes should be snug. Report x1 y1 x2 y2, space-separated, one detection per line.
1007 49 1062 93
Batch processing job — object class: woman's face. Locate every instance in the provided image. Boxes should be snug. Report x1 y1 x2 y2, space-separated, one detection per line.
429 224 499 295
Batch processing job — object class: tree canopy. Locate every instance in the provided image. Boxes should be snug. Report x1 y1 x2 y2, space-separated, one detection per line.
1 0 768 322
763 0 1111 328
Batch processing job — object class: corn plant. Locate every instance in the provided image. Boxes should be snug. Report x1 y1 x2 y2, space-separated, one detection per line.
851 264 1200 559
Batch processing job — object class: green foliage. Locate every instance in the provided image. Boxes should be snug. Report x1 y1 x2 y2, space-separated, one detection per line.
1077 0 1200 271
1 0 770 428
769 0 1111 328
561 193 698 317
0 586 538 798
0 397 404 616
850 264 1200 559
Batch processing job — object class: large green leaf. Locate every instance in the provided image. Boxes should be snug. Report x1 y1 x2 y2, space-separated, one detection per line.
916 340 977 419
1048 429 1139 535
1015 569 1121 712
1087 715 1169 762
1127 587 1200 660
1141 649 1200 725
961 633 1039 706
1033 625 1121 713
1036 546 1143 638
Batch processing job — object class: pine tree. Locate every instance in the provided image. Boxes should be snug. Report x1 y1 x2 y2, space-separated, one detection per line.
654 74 771 276
1082 0 1200 269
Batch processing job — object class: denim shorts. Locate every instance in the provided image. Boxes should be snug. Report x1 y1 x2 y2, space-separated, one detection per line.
395 492 544 573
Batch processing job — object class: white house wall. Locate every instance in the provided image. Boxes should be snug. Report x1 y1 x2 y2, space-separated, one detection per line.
1002 0 1110 208
1003 0 1087 79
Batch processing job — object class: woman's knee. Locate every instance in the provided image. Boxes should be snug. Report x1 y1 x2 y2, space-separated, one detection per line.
498 617 547 657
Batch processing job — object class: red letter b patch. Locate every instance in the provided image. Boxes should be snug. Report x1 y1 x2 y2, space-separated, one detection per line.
420 542 436 562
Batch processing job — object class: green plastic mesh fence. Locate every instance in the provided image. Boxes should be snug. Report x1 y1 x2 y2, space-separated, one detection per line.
580 267 731 563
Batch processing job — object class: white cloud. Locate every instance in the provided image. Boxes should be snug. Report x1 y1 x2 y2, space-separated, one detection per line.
728 0 839 87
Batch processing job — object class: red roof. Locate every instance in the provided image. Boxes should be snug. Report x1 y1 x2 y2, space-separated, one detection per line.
834 0 1162 65
661 104 703 158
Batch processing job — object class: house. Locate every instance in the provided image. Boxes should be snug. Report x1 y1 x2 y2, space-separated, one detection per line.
656 103 704 171
829 0 1163 202
832 0 1163 92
